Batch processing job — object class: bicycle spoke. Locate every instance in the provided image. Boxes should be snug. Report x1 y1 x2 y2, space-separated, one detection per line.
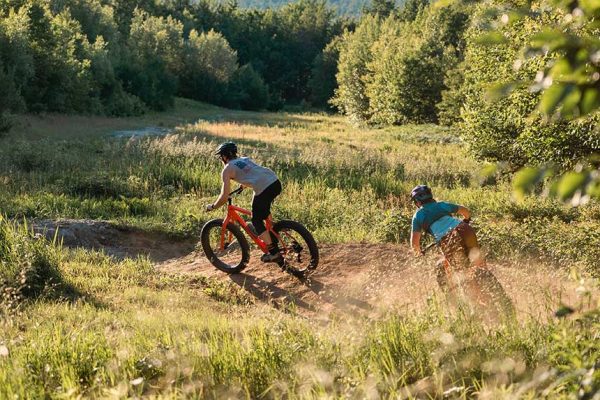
208 226 243 267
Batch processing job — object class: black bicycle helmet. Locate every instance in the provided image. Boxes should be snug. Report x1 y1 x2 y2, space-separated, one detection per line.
214 141 237 158
410 185 433 203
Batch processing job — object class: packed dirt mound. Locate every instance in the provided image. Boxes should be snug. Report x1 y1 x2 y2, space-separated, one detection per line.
33 219 194 262
33 220 595 321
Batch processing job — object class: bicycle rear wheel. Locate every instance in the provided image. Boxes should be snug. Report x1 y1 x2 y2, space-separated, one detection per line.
201 219 250 273
272 220 319 278
474 267 515 318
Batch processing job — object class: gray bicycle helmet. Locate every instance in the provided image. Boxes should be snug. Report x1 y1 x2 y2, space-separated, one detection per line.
214 141 237 158
410 185 433 202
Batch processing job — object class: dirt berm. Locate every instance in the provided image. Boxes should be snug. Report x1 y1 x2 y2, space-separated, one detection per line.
34 219 595 321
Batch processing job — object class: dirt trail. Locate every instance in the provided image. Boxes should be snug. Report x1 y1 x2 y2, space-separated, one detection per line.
36 220 595 321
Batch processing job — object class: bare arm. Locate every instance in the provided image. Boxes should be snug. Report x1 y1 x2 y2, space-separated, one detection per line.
456 205 471 220
209 168 233 210
411 230 422 256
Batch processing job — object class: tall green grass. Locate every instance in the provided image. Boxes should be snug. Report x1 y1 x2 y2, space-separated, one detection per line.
1 109 599 271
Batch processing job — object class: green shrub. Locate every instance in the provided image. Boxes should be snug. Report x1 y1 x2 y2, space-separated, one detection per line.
180 29 238 105
308 36 341 109
334 4 469 124
459 2 600 167
0 7 34 114
118 9 183 111
332 14 382 123
436 61 465 126
226 64 270 111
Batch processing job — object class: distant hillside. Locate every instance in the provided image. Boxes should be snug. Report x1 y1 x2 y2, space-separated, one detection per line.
237 0 369 15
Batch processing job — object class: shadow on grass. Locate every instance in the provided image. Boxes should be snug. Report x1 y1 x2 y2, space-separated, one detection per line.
226 270 374 318
2 262 106 313
228 272 316 313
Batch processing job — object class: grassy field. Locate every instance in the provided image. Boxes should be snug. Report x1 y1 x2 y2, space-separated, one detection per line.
1 99 599 398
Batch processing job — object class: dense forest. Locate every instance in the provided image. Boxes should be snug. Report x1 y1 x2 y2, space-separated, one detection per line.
0 0 346 122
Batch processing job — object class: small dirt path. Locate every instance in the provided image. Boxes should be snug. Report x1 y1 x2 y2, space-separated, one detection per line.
35 220 595 321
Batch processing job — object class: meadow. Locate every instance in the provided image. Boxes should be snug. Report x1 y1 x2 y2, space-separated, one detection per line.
0 99 598 398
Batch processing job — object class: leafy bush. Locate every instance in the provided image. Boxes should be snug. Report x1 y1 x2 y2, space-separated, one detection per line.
436 60 465 126
118 9 184 110
226 64 270 111
334 4 469 124
459 2 600 167
308 36 341 109
180 29 238 105
366 18 447 124
0 7 33 114
331 14 382 123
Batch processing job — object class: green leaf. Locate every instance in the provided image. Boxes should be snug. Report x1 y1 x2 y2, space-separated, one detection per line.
478 163 499 185
513 167 545 199
549 58 573 77
580 88 600 115
538 83 572 115
560 87 582 118
556 171 588 200
580 0 600 14
530 30 568 49
587 176 600 199
554 304 575 318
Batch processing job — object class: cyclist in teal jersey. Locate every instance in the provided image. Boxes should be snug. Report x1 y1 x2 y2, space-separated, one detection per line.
410 185 485 269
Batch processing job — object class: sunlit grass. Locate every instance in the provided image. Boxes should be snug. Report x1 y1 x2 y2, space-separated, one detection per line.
0 100 599 398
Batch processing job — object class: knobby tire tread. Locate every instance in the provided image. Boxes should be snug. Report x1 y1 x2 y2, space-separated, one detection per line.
200 219 250 273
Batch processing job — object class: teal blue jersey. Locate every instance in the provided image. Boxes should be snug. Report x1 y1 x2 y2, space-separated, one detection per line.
411 201 461 242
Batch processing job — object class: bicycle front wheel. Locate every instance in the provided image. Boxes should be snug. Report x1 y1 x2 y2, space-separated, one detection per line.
201 219 250 273
272 220 319 277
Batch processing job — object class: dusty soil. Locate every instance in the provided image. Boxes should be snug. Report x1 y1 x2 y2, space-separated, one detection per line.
35 220 596 321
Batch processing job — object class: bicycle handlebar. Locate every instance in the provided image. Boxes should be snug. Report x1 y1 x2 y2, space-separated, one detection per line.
229 186 244 197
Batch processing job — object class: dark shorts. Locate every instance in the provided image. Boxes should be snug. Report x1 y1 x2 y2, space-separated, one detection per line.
251 180 282 234
439 222 479 270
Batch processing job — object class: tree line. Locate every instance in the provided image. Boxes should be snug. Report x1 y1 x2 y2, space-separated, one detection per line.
237 0 371 16
0 0 346 128
333 0 599 171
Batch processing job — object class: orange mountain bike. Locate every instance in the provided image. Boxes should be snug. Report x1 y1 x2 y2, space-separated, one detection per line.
200 187 319 277
423 223 514 318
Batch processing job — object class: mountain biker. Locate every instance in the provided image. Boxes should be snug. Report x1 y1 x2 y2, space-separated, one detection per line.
206 141 283 263
410 185 485 270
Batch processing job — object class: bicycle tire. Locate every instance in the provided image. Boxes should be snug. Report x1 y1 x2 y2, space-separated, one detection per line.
272 220 319 278
474 268 515 317
200 219 250 273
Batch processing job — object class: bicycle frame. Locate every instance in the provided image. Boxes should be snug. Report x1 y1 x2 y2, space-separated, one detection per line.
219 189 285 253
